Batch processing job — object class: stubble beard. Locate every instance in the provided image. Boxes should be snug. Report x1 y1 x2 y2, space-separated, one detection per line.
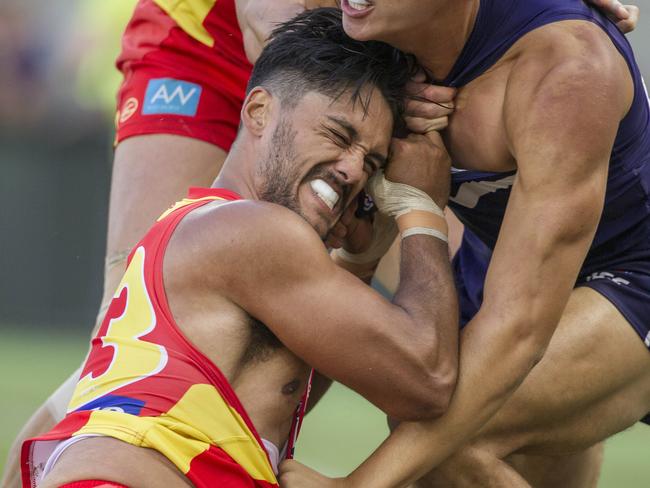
257 117 340 240
257 117 303 215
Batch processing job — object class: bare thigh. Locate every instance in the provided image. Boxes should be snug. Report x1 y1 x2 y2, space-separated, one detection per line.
100 134 227 324
420 287 650 487
505 444 603 488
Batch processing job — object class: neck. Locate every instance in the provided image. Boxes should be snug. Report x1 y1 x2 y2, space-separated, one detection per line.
392 0 480 81
212 140 259 200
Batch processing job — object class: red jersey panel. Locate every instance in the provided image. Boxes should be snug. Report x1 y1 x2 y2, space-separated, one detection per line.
114 0 253 149
22 188 280 488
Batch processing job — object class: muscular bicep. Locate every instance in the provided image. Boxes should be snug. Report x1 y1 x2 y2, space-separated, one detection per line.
219 206 434 413
486 22 633 332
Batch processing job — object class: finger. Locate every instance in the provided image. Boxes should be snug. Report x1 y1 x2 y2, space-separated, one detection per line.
411 68 427 83
405 81 457 103
279 459 297 472
405 115 449 133
325 235 344 249
404 97 454 119
330 221 348 238
591 0 629 19
422 128 446 147
616 5 639 33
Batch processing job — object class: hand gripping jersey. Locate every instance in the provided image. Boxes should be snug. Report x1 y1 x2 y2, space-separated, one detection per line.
22 188 312 487
115 0 252 149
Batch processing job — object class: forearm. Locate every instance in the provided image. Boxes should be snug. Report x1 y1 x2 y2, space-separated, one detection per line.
394 235 458 357
347 315 541 487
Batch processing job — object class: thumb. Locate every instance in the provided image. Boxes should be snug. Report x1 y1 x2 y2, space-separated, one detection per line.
423 129 445 147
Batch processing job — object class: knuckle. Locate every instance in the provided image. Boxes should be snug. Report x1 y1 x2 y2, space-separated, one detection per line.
424 85 455 102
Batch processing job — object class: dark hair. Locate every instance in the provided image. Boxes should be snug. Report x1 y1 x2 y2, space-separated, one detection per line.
246 8 416 124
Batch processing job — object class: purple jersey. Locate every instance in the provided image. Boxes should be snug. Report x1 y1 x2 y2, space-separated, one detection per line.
446 0 650 277
446 0 650 424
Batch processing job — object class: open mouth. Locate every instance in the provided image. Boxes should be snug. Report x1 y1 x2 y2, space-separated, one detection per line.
310 178 340 211
341 0 375 18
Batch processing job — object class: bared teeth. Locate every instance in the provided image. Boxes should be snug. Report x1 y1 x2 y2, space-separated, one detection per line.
310 179 339 210
348 0 371 10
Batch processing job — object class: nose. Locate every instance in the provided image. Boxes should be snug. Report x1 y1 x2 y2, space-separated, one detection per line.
334 149 365 184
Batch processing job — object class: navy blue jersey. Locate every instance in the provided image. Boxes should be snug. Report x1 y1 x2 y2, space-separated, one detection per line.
446 0 650 278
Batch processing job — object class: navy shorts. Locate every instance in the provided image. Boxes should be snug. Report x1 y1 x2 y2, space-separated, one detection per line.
453 229 650 425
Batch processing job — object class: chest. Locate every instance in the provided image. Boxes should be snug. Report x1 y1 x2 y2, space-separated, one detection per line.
444 61 516 173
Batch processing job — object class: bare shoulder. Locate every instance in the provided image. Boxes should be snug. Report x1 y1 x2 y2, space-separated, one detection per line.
167 199 330 285
509 20 632 105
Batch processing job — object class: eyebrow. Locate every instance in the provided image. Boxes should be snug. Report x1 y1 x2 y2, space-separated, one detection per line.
326 115 388 169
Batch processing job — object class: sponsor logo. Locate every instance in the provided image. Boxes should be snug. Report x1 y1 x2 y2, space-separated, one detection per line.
450 174 515 209
143 78 202 116
585 271 630 286
119 97 139 123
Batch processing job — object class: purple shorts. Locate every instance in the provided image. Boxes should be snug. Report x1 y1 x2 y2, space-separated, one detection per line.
453 229 650 425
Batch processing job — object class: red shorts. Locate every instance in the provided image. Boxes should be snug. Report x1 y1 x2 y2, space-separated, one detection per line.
114 0 253 151
58 482 128 488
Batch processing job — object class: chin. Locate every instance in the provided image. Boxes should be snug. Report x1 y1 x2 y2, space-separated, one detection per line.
343 18 373 41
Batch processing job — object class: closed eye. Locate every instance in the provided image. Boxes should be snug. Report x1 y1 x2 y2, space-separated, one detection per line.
328 128 350 147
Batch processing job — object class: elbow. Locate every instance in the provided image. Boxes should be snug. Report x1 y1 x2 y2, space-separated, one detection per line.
387 365 458 422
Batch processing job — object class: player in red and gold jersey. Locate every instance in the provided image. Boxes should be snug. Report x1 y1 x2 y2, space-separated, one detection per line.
22 10 460 487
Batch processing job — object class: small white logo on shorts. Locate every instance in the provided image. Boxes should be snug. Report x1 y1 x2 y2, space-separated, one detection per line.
119 97 139 124
644 331 650 348
585 271 630 286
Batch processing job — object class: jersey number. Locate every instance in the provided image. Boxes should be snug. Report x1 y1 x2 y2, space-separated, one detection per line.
68 246 168 412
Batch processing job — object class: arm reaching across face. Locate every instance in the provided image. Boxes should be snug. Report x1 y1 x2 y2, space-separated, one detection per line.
209 130 459 422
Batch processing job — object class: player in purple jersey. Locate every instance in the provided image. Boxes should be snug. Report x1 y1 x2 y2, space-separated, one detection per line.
279 1 648 487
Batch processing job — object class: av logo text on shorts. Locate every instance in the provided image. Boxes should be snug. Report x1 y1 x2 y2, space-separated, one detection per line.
143 78 202 116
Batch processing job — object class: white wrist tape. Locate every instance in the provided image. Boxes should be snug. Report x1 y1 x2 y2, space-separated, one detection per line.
367 171 448 243
401 227 449 243
366 171 444 219
335 211 398 265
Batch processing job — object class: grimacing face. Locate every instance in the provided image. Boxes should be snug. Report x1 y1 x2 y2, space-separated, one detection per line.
340 0 439 44
257 88 393 239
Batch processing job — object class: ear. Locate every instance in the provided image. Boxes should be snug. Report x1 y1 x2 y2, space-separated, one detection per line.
241 87 274 137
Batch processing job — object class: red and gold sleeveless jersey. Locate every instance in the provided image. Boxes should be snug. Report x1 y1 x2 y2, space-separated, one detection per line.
22 188 281 488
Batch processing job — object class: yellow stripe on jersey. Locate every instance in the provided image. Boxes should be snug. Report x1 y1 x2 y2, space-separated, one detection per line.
73 384 277 484
154 0 218 47
157 196 225 221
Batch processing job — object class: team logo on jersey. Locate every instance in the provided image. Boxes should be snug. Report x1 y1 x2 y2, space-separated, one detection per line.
450 174 515 208
78 394 146 415
143 78 202 117
119 97 139 124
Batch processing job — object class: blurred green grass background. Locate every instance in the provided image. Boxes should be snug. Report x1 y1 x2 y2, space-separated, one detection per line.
1 327 648 486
